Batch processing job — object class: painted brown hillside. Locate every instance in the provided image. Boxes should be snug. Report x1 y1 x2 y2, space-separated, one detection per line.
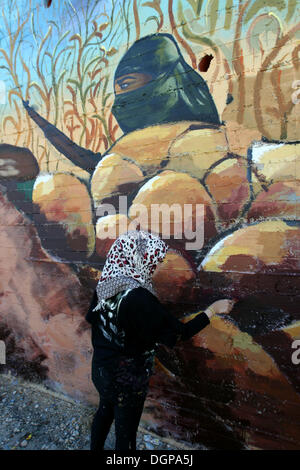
0 190 97 403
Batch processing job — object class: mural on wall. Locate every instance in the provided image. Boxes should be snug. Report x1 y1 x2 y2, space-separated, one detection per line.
0 0 300 449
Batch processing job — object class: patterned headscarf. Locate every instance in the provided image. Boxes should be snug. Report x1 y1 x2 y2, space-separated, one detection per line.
93 230 168 312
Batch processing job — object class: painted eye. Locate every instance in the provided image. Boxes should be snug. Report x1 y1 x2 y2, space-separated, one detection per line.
120 82 129 89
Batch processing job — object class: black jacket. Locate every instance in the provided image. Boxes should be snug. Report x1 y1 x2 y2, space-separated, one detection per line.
85 286 210 365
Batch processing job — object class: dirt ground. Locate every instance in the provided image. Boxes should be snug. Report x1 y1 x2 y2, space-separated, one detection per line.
0 371 201 451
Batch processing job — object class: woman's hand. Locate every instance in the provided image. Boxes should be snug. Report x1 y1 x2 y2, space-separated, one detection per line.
204 299 236 318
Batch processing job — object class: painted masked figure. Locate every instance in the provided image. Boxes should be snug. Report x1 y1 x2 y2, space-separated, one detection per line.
112 33 220 134
21 33 220 174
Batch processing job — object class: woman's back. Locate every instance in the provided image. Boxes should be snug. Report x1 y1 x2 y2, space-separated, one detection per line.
86 285 210 367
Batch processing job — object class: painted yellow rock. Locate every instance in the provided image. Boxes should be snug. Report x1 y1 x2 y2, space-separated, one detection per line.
95 213 131 259
183 315 277 378
32 172 95 260
128 170 218 247
250 141 300 183
224 121 262 157
165 124 228 180
48 156 91 183
171 310 300 448
152 250 197 304
90 153 144 208
200 220 300 273
108 121 199 176
247 180 300 222
205 157 250 222
283 321 300 341
181 313 300 400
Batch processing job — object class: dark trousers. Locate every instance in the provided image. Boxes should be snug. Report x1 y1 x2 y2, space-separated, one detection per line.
91 357 150 450
90 396 146 450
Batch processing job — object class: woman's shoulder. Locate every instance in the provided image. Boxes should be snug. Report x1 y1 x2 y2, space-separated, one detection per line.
125 286 158 303
119 287 161 316
118 286 167 331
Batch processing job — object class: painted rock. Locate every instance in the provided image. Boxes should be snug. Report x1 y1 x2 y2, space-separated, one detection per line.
200 220 300 274
283 321 300 341
128 170 218 250
90 153 144 208
95 213 131 259
248 320 300 397
0 143 39 181
199 220 300 314
250 141 300 183
32 173 95 261
247 180 300 222
165 123 228 180
205 156 251 223
182 314 295 384
152 249 197 307
224 121 262 157
108 121 201 176
175 313 300 449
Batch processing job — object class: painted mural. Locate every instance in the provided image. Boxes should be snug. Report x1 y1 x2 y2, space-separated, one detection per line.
0 0 300 450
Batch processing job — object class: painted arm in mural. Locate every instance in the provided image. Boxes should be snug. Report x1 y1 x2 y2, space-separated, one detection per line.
22 100 101 174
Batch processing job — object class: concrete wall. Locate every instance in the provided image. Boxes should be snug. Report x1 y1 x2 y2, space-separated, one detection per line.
0 0 299 449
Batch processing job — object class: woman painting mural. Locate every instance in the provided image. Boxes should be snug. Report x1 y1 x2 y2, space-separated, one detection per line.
22 33 220 174
86 229 235 450
20 34 230 450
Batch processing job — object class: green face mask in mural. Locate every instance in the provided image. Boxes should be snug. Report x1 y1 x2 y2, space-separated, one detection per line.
112 33 220 134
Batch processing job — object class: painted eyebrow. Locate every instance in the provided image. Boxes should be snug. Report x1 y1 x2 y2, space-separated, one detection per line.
115 75 138 83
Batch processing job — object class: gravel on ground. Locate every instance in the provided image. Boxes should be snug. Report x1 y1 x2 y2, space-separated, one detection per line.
0 371 201 451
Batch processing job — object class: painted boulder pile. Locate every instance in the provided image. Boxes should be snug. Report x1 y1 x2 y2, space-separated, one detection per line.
1 121 300 449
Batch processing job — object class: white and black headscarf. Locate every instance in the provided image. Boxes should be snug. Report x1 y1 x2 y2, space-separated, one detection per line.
93 230 168 312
